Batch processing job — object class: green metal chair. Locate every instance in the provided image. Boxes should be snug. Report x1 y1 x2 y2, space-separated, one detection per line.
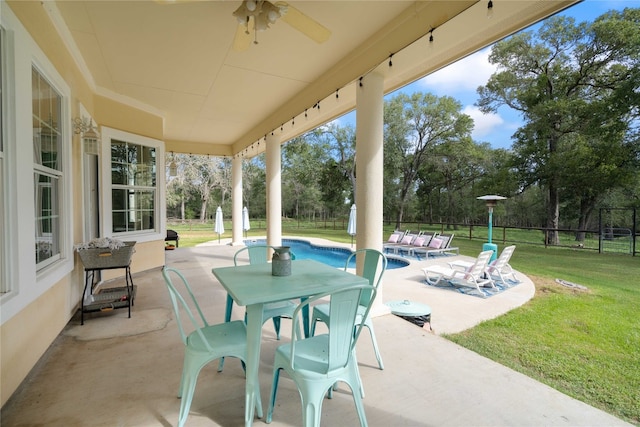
309 249 387 371
218 245 298 372
266 284 376 427
161 267 262 427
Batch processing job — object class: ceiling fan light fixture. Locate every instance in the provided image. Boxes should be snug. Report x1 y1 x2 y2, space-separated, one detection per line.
233 3 251 25
246 0 257 11
232 0 330 50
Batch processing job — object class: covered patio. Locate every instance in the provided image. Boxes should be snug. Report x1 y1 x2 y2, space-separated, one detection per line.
1 240 629 426
1 0 591 419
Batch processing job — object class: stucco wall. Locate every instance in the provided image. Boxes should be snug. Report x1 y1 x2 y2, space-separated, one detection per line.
1 1 166 408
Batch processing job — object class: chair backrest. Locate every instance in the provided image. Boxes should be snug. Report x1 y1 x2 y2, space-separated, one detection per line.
419 233 434 247
386 230 404 244
344 249 387 307
234 245 276 266
162 267 215 352
438 233 454 249
289 284 376 373
465 250 494 280
411 235 427 248
491 245 516 270
398 233 417 246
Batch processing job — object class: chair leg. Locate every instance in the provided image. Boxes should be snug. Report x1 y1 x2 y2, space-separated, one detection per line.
266 368 282 423
272 317 281 340
301 393 323 427
218 294 235 372
310 317 318 337
177 362 187 398
350 371 368 427
364 320 384 370
351 350 365 398
177 359 201 427
424 272 444 286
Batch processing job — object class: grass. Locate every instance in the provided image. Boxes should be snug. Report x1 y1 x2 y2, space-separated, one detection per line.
445 247 640 425
166 221 640 424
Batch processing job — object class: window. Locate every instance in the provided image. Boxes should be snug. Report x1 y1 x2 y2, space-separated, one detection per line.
32 67 63 269
110 139 157 234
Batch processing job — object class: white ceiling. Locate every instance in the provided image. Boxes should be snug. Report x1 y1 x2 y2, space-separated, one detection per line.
46 0 578 157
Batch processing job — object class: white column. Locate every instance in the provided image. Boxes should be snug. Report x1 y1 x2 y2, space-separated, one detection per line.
265 133 282 247
356 71 387 315
231 155 243 245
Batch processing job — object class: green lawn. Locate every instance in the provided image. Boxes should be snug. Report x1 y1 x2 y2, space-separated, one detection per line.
166 221 640 424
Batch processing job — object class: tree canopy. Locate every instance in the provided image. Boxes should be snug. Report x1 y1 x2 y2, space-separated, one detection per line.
166 8 640 242
477 8 640 243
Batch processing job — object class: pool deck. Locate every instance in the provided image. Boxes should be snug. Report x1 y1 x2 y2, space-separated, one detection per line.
207 236 536 335
1 236 631 426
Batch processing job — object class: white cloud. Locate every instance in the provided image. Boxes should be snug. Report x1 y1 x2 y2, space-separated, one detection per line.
463 105 504 140
419 48 497 95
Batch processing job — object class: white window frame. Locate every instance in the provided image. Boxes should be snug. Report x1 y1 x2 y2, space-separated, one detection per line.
0 25 6 293
32 66 65 272
1 2 72 319
100 127 165 243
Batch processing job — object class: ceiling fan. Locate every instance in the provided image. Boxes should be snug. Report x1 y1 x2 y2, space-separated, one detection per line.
232 0 331 51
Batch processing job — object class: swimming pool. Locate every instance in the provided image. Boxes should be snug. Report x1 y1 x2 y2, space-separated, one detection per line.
245 238 409 269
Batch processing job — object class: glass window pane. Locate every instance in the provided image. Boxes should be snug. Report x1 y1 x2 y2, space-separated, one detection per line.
110 138 157 234
112 188 128 211
32 66 63 270
34 173 60 264
32 68 39 120
112 211 127 233
111 140 127 185
32 68 61 171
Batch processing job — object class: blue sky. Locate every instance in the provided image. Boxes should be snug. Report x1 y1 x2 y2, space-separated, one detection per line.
338 0 640 149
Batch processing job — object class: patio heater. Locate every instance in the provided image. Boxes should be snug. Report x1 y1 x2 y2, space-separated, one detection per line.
477 195 507 262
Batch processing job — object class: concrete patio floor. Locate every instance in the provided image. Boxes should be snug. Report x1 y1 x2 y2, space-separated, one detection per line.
1 237 631 426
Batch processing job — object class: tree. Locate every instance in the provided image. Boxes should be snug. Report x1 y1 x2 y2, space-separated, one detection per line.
281 137 326 220
183 155 230 222
306 124 355 215
243 156 266 218
384 92 474 228
477 9 640 244
421 139 494 227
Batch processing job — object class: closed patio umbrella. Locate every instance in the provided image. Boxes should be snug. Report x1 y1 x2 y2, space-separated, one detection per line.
347 204 356 247
242 206 250 239
214 206 224 243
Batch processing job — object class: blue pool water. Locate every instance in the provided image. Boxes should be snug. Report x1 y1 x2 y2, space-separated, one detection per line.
245 238 409 269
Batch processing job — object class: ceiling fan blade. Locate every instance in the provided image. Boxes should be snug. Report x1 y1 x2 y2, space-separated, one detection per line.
233 21 254 52
276 2 330 44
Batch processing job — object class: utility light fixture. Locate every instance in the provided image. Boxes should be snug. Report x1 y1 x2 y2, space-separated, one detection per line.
477 194 507 261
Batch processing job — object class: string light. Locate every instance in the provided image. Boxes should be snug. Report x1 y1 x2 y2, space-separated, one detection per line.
487 0 494 18
232 17 453 159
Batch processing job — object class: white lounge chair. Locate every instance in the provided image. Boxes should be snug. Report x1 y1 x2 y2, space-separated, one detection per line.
396 233 432 256
382 230 406 253
448 245 518 285
413 233 459 258
384 231 418 254
486 245 518 284
422 250 495 293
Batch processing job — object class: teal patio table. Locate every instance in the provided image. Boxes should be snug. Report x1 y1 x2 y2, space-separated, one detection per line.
212 259 368 427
